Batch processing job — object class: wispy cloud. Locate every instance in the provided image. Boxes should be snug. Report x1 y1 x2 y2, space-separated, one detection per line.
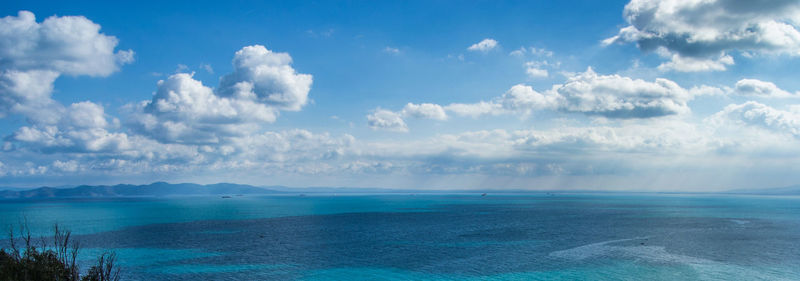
467 38 499 53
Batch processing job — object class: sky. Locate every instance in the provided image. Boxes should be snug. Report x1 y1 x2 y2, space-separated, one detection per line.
1 0 800 191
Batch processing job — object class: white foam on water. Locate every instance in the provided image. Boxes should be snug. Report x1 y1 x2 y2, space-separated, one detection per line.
548 237 648 260
729 219 750 225
549 238 798 280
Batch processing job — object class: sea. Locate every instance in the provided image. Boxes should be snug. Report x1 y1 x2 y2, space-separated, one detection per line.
1 193 799 280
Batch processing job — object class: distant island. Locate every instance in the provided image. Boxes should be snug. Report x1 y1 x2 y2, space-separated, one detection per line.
1 182 800 200
0 182 281 199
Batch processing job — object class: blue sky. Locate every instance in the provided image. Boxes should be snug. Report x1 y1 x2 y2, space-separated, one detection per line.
2 0 800 190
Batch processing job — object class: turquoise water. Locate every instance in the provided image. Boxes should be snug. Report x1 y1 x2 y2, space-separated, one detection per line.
1 193 799 280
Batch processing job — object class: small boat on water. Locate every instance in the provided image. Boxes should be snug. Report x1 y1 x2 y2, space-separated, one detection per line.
221 195 232 198
481 193 487 196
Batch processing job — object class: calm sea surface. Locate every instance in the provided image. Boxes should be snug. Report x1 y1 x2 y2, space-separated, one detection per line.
1 193 799 280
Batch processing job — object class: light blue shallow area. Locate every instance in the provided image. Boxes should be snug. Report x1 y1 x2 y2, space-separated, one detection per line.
1 193 799 280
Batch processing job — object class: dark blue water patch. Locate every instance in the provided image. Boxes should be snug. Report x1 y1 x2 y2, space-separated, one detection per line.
60 199 800 280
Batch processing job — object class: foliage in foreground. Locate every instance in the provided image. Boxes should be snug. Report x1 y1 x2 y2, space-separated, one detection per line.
0 224 120 281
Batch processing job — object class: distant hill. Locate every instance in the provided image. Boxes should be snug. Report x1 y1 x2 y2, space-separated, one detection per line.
0 182 281 199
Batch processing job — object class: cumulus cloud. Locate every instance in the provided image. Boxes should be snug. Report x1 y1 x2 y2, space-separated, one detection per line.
370 68 709 135
131 45 312 144
381 68 708 122
0 11 135 155
0 70 61 122
217 45 312 111
367 109 408 132
550 68 695 118
467 38 499 53
446 68 700 119
130 73 277 144
0 11 133 120
657 54 734 72
0 27 332 181
710 101 800 138
605 0 800 71
497 84 558 114
0 11 133 76
365 103 448 132
401 103 447 120
11 101 131 153
733 79 797 98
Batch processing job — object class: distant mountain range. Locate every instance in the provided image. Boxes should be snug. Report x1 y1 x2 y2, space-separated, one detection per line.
2 182 799 200
0 182 281 199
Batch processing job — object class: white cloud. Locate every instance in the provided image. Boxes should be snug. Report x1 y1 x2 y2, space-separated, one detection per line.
218 45 312 111
365 103 448 132
509 46 553 57
131 45 311 144
12 101 131 153
499 83 558 113
225 129 355 163
384 68 704 120
605 0 800 71
657 54 734 72
131 73 277 144
446 68 698 119
523 58 559 79
710 101 800 138
53 160 80 172
357 118 717 180
733 79 796 98
200 63 213 74
401 103 447 120
0 11 132 121
175 64 189 73
383 46 400 54
529 47 553 57
367 109 408 132
444 101 502 118
509 47 526 57
4 127 359 180
467 38 499 53
0 70 61 122
0 11 133 76
0 10 136 156
525 66 549 78
551 67 694 118
517 54 561 78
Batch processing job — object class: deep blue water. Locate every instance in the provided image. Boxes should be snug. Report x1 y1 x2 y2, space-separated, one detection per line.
1 193 799 280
